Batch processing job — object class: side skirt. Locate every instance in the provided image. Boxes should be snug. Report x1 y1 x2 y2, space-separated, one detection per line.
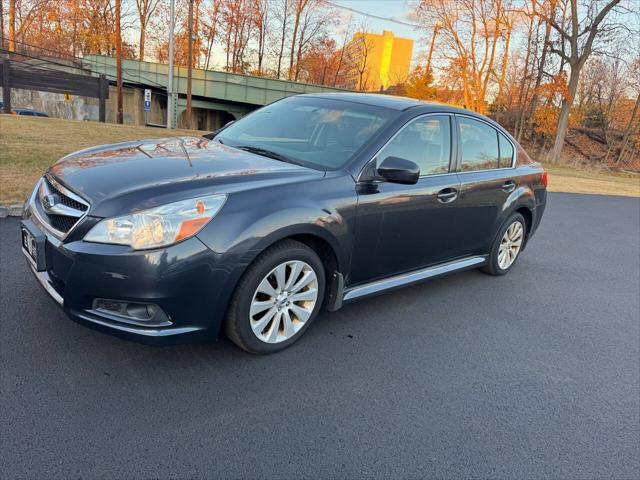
342 256 487 304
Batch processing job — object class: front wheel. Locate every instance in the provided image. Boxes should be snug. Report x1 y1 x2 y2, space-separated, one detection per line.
481 213 526 276
225 240 325 354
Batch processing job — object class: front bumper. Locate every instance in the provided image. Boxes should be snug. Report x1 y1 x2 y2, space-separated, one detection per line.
21 214 249 345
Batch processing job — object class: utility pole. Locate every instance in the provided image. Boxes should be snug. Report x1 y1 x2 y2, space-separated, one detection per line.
186 0 194 130
115 0 123 124
166 0 175 129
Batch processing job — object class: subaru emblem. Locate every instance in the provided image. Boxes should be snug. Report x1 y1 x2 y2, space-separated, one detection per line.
42 194 56 210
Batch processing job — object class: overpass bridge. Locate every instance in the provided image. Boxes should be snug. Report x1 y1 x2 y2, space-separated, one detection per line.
83 55 349 129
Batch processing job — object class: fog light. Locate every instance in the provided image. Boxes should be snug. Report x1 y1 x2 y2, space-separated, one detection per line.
91 299 171 326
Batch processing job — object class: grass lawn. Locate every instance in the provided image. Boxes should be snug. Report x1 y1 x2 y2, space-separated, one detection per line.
0 115 205 204
1 115 639 204
543 163 640 198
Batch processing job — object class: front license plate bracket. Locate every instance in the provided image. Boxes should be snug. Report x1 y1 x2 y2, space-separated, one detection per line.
21 219 48 272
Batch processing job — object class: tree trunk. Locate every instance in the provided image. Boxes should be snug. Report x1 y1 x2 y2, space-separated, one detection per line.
8 0 15 52
139 27 146 60
615 92 640 165
425 26 438 74
288 6 302 80
0 0 4 50
276 0 288 79
495 20 512 122
333 25 351 86
524 1 554 134
461 58 471 109
515 11 535 141
115 0 123 124
549 66 580 163
194 0 201 68
204 1 220 70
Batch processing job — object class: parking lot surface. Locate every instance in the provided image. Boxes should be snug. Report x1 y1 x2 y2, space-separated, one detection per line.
1 193 639 479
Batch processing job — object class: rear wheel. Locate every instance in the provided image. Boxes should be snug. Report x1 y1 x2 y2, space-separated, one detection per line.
482 212 526 276
225 240 325 354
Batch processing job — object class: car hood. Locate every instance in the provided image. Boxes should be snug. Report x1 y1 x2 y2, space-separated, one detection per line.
48 136 324 217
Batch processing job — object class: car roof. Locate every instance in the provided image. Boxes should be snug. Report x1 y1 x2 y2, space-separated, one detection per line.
299 92 470 114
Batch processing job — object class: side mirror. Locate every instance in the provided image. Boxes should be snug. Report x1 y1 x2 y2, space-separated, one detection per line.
377 156 420 185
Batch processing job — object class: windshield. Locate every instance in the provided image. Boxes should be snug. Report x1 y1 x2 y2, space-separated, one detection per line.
215 96 398 170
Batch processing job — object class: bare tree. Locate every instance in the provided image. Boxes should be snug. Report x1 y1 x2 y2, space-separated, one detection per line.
536 0 625 163
135 0 161 60
417 0 509 113
516 0 557 139
8 0 15 51
332 19 354 87
203 0 221 70
221 0 252 73
252 0 269 74
616 91 639 164
0 0 5 50
425 24 440 75
273 0 290 78
292 0 331 80
288 0 308 79
354 32 374 91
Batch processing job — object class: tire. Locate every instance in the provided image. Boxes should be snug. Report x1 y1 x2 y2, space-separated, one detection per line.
224 239 325 354
481 212 527 276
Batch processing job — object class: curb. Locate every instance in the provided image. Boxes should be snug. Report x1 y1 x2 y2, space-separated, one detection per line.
0 204 23 218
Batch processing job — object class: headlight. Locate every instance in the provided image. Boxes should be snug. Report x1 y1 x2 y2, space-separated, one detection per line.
84 194 226 250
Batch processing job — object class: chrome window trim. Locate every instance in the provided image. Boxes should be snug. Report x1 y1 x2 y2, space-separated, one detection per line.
356 112 456 182
454 113 517 171
28 175 91 240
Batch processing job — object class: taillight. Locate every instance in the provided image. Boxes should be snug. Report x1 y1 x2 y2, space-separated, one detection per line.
541 170 548 188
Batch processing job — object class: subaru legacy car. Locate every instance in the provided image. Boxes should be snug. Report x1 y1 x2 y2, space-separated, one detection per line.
21 93 547 353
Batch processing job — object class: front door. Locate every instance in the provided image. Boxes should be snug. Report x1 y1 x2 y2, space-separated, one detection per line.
350 114 465 285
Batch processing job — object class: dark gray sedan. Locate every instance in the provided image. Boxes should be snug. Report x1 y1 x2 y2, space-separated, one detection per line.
21 93 547 353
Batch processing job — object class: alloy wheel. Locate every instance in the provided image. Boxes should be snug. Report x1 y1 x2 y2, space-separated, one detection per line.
498 221 524 270
249 260 319 344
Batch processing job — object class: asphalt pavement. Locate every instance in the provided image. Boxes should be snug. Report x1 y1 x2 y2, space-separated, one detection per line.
1 192 639 479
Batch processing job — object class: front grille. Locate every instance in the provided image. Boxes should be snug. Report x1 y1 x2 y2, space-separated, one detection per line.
33 176 90 236
47 214 81 232
44 177 88 213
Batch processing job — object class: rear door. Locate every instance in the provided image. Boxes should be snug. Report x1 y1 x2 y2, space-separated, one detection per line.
454 115 518 255
350 114 466 285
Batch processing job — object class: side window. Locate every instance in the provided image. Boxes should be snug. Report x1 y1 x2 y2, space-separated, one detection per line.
377 115 451 176
458 117 499 171
498 132 514 168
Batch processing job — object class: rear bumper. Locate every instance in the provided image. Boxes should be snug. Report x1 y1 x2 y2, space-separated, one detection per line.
21 215 250 345
530 189 547 237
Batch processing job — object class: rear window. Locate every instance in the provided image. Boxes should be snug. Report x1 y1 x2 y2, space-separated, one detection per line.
459 117 499 171
516 143 535 165
498 132 514 168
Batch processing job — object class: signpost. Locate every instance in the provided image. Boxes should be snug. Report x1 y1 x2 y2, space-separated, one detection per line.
144 88 151 125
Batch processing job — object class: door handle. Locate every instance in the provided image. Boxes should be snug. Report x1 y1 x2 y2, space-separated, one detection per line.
437 188 458 204
502 180 516 193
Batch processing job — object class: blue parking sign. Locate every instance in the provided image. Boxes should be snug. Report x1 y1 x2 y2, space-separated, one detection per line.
144 100 151 112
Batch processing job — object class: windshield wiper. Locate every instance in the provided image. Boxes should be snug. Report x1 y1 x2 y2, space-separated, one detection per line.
235 145 302 166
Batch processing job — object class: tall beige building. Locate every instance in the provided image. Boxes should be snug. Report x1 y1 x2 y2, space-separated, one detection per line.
342 30 413 92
